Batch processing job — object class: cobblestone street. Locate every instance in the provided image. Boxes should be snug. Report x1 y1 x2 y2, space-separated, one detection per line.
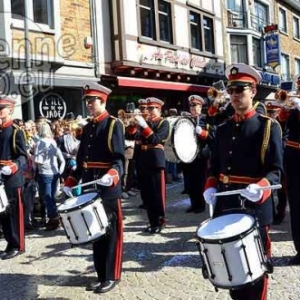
0 182 299 300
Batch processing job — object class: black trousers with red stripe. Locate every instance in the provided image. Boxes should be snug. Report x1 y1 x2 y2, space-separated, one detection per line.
229 226 270 300
139 169 166 228
93 198 123 282
0 186 25 251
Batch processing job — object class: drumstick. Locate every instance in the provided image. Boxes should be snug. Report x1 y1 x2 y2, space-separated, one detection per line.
212 184 282 197
71 175 119 190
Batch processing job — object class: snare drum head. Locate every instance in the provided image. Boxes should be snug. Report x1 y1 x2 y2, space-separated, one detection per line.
172 117 199 163
58 192 98 211
197 214 255 240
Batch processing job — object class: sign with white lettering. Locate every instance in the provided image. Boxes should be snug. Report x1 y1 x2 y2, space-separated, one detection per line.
39 93 67 120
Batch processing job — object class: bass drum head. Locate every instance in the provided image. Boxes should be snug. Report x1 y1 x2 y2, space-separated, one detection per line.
172 117 199 163
58 192 98 212
164 116 181 162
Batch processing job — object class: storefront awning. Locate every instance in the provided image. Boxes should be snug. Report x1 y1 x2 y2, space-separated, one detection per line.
117 76 209 93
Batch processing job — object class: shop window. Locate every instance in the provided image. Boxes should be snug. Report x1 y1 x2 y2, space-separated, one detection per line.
139 0 173 44
252 38 262 68
189 12 215 54
295 58 300 76
11 0 54 29
279 8 287 33
230 35 248 64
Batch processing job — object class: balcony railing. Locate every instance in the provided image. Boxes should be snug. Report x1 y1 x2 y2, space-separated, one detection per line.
227 10 247 28
250 13 268 33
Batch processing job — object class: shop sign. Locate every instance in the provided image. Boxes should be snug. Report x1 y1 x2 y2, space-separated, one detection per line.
265 33 281 68
136 45 224 74
39 93 67 120
258 71 280 87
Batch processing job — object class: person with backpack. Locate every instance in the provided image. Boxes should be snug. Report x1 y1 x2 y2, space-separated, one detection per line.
0 95 28 260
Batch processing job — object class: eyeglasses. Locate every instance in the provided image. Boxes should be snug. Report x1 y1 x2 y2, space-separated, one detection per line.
226 86 251 95
189 103 200 107
147 106 158 110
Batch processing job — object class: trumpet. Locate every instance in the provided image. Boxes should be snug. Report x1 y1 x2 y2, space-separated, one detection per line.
123 112 148 127
207 87 229 105
274 89 300 110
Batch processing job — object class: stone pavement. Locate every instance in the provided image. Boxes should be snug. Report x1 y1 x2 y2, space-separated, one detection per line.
0 182 299 300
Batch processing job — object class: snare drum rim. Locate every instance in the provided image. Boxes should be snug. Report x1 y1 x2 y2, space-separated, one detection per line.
196 213 257 244
171 117 199 163
58 193 100 213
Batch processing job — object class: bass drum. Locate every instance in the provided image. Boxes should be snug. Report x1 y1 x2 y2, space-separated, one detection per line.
172 117 199 163
164 116 181 162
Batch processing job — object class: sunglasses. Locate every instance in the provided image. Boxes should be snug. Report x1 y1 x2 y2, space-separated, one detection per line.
139 106 147 110
147 106 158 110
189 103 200 107
226 86 251 95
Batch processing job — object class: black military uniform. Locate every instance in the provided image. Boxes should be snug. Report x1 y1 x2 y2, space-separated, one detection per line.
0 97 27 260
137 98 170 233
278 105 300 263
204 64 283 300
65 87 125 293
184 95 215 213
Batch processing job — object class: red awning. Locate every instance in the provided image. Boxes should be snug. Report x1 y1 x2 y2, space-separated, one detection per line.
117 77 209 93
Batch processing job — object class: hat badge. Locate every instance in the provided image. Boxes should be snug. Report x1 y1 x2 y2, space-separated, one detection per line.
84 84 90 90
230 67 238 75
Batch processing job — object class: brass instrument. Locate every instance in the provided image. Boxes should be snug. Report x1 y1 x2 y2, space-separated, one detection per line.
123 112 148 126
207 87 224 101
274 89 300 110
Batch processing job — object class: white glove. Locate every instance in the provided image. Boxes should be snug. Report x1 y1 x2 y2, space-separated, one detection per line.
1 166 12 176
203 187 217 205
240 184 263 202
290 98 300 110
195 126 202 135
135 115 148 128
96 174 114 186
63 186 73 198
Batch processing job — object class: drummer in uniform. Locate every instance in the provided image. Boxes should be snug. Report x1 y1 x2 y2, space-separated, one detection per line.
63 84 125 293
134 97 170 233
203 63 283 299
0 95 27 260
184 95 215 213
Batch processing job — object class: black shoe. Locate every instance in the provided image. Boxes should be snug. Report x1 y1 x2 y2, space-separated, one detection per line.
94 280 119 293
45 218 60 231
194 207 206 214
288 254 300 265
138 203 146 209
181 189 188 194
273 214 285 225
1 250 24 260
185 207 194 213
86 281 101 291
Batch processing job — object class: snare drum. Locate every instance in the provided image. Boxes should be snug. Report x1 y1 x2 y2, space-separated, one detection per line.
0 184 8 214
58 192 109 245
196 213 267 289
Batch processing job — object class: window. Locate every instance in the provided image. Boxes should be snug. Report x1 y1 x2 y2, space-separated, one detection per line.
295 58 300 75
230 35 248 64
11 0 54 28
139 0 173 44
281 53 290 81
279 8 287 33
190 12 202 50
189 12 215 54
253 38 262 67
293 17 300 39
203 17 214 53
252 2 268 32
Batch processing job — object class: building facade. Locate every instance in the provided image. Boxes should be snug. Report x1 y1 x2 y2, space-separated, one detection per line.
95 0 225 113
0 0 97 120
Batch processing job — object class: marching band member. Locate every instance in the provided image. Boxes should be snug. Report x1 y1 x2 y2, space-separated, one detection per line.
0 96 27 260
208 87 267 125
184 95 215 213
203 64 283 299
278 75 300 264
265 101 288 225
63 84 125 293
134 97 170 233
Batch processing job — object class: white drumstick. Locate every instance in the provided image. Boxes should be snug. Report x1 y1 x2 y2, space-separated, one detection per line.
212 184 282 197
71 175 119 190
